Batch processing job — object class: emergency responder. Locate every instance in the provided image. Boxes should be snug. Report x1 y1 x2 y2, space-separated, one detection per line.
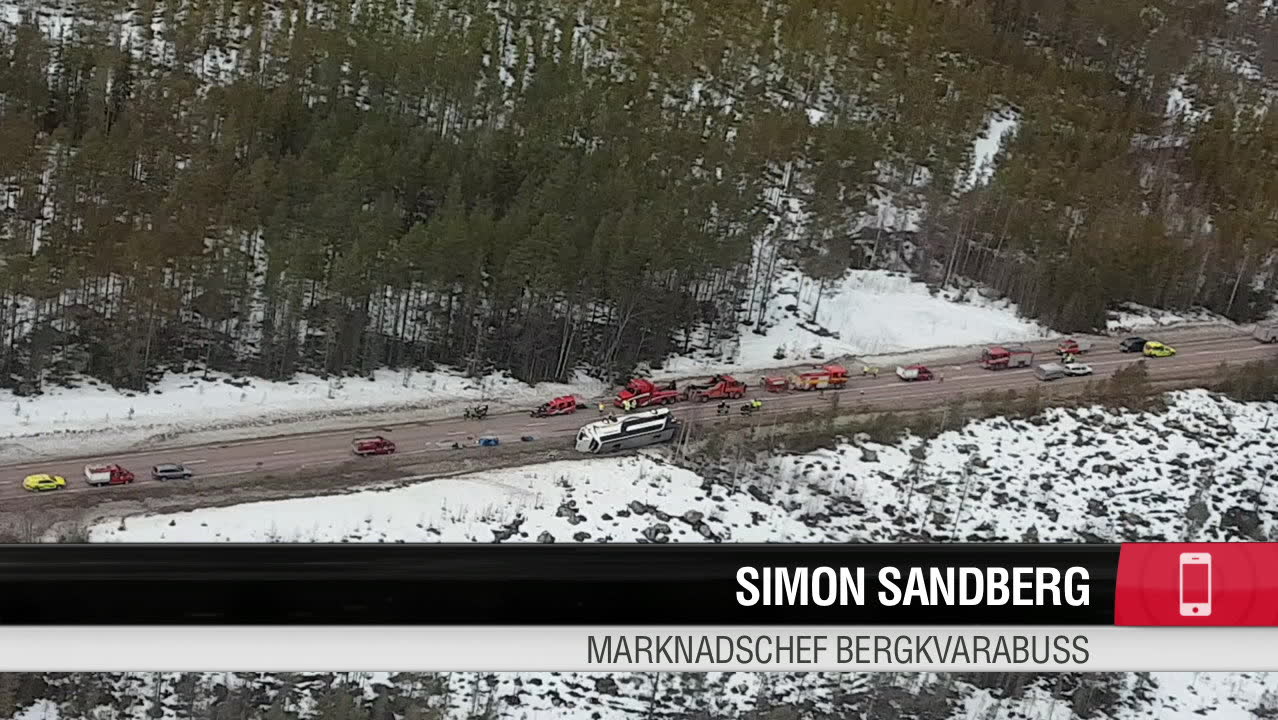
751 398 763 410
597 402 606 414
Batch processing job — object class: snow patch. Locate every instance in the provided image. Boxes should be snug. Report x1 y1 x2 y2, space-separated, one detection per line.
661 269 1051 376
963 110 1020 192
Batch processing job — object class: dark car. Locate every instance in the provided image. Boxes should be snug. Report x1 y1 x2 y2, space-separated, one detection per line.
1119 336 1147 353
151 463 193 481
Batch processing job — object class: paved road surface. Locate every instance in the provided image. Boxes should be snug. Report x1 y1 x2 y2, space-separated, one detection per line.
2 328 1273 503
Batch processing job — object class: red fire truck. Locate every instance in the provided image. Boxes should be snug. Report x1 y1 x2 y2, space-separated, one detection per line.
980 346 1034 370
789 364 850 391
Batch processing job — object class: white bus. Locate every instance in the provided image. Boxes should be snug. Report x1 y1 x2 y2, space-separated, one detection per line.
575 408 680 454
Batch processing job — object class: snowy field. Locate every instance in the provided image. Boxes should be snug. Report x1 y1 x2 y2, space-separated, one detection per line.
8 663 1277 720
88 389 1278 544
1106 302 1231 332
0 368 605 463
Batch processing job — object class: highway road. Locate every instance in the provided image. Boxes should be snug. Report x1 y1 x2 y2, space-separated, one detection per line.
1 328 1273 503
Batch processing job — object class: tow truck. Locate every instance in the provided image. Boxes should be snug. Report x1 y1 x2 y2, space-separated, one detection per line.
352 436 397 456
531 395 586 418
682 375 747 402
615 378 682 408
789 364 849 391
83 464 136 487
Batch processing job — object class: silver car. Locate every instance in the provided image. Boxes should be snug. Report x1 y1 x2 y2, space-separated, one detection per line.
1063 363 1094 377
151 463 193 481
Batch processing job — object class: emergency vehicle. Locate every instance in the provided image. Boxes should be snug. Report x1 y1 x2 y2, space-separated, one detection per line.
351 436 397 456
789 364 849 390
83 464 136 487
896 365 934 381
615 378 681 408
531 395 586 417
682 375 747 402
980 346 1034 370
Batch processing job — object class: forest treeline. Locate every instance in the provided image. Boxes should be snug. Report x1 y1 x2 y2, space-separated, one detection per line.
0 0 1275 390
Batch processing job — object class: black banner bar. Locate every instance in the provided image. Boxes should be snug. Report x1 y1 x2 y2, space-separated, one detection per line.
0 545 1119 624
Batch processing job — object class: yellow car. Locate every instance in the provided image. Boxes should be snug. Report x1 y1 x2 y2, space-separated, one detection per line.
1143 341 1176 358
22 474 67 492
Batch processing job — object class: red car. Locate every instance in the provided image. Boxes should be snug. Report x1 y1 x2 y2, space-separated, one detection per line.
352 436 396 456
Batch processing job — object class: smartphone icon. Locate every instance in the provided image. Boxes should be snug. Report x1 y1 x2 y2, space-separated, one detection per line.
1179 552 1212 617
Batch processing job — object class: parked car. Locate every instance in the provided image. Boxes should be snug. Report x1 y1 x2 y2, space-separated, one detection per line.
1253 324 1278 343
151 463 194 481
1119 336 1148 353
1143 341 1176 358
22 473 67 492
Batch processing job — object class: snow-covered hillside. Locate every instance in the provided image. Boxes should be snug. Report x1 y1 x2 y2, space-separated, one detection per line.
661 269 1054 375
6 668 1276 720
87 389 1278 544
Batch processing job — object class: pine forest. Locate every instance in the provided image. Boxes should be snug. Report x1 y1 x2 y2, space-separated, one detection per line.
1 0 1276 391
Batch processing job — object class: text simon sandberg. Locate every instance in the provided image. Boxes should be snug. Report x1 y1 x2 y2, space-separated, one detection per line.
736 566 1090 607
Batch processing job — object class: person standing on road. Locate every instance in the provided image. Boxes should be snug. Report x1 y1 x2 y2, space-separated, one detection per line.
597 402 606 414
938 371 945 383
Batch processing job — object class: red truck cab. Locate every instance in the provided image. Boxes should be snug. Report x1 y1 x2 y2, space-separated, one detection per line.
615 378 680 408
684 375 747 401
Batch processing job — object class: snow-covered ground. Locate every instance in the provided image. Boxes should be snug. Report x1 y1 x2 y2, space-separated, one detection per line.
87 389 1278 544
1106 302 1230 332
6 662 1276 720
661 269 1054 375
0 367 605 463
